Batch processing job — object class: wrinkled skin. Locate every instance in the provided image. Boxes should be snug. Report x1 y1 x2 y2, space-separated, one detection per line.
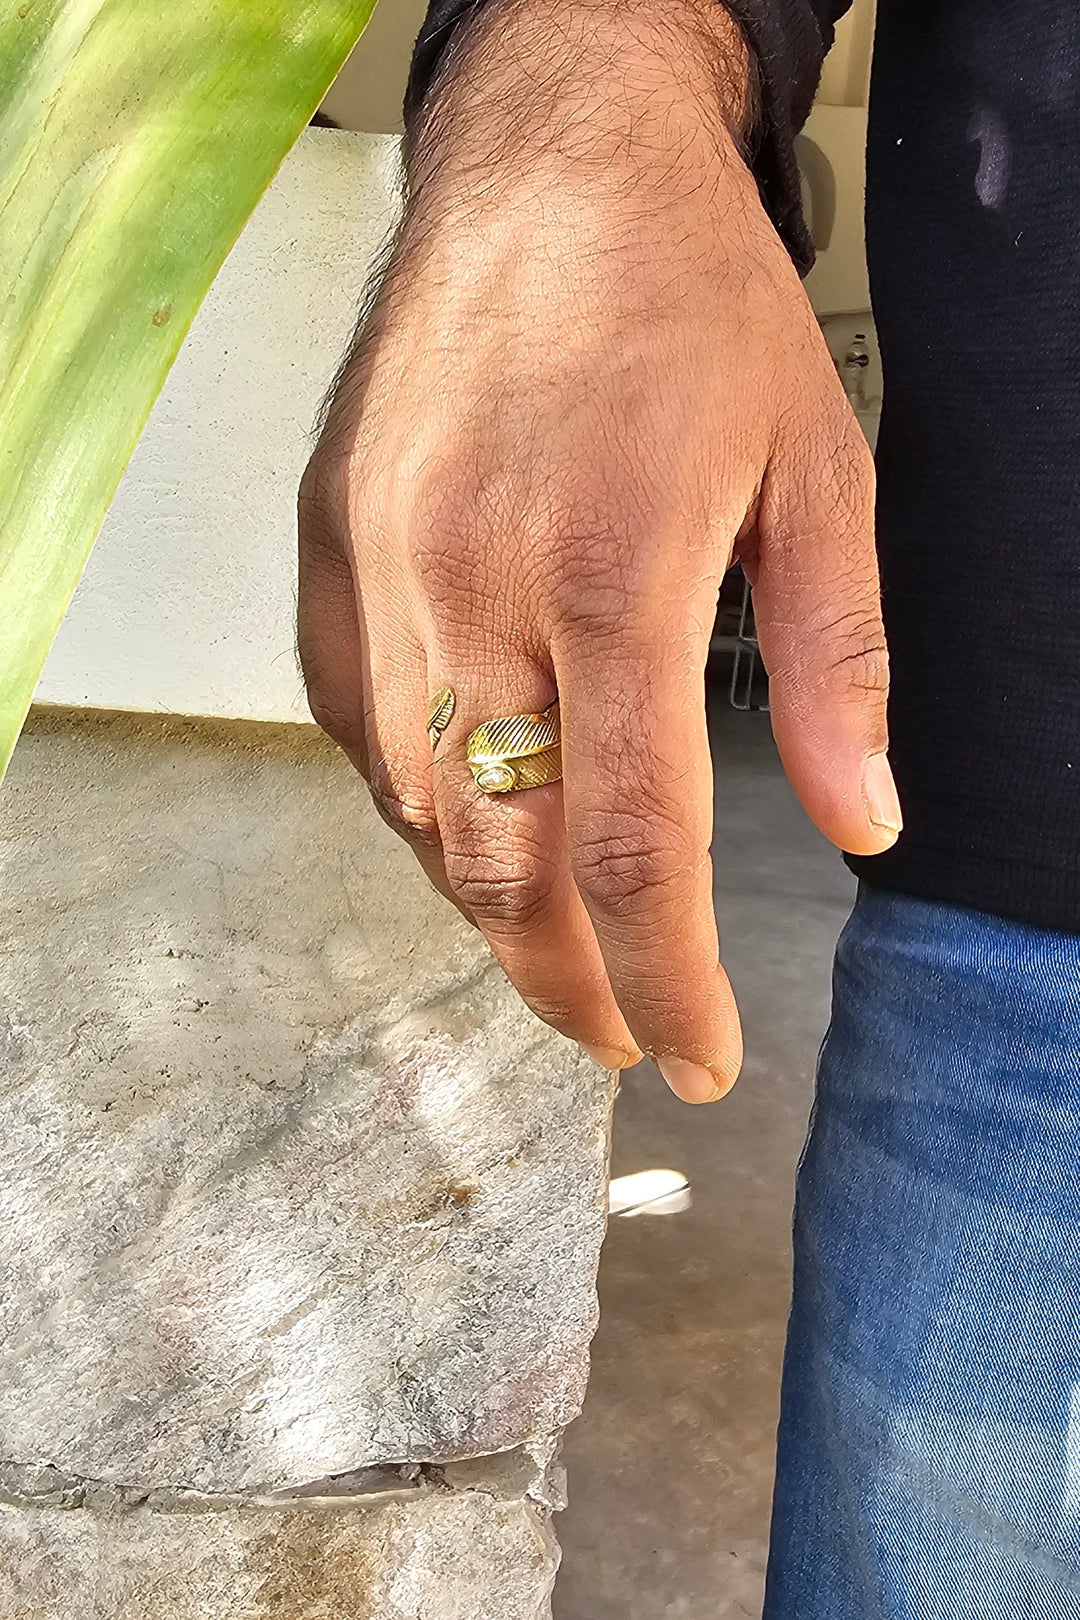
298 0 900 1104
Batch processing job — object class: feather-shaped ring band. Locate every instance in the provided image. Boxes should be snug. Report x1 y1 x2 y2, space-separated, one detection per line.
465 701 562 795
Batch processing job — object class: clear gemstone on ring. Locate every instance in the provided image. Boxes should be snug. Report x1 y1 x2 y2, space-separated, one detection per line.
476 764 517 793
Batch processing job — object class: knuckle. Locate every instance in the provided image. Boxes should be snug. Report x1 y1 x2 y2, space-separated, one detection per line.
831 421 877 496
546 518 655 644
407 472 492 592
820 608 890 695
407 459 658 640
551 564 637 643
572 811 699 915
301 654 364 753
298 453 348 552
838 643 890 698
368 763 440 852
818 430 877 542
306 690 362 752
443 847 555 932
408 498 512 641
773 405 877 536
409 513 474 602
518 992 579 1033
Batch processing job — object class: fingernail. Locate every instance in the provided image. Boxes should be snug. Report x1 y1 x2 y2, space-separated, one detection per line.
657 1056 724 1105
582 1043 634 1071
863 752 903 839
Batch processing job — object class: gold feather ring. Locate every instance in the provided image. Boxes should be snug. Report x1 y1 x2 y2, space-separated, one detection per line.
427 687 456 751
465 701 562 795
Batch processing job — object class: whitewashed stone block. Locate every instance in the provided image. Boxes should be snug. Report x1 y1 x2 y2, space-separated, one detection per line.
0 1493 559 1620
0 711 614 1612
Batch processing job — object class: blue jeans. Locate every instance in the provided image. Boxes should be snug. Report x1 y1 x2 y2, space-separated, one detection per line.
764 886 1080 1619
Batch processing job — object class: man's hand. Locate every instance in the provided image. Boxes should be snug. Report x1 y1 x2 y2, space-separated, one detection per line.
298 0 900 1103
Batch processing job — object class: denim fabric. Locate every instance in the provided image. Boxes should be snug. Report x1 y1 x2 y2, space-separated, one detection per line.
764 886 1080 1619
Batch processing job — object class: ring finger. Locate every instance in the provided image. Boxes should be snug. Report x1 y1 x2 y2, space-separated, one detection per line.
428 658 641 1068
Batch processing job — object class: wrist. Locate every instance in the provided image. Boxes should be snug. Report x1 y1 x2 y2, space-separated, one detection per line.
405 0 757 208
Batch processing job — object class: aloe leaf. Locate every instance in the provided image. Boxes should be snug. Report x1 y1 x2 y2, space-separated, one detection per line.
0 0 378 780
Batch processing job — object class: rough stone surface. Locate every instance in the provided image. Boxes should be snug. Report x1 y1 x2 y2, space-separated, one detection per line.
0 1491 559 1619
0 710 614 1497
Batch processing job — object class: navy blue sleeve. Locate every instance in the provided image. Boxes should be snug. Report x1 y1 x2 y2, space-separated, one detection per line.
404 0 852 270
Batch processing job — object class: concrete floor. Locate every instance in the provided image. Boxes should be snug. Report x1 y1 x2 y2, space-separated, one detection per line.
554 698 857 1620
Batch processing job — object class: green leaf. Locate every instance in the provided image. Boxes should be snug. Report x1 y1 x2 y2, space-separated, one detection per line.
0 0 378 780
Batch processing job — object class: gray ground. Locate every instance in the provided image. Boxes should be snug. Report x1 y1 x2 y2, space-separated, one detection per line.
555 698 857 1620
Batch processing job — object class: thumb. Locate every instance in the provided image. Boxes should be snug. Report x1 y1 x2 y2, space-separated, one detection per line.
746 416 902 858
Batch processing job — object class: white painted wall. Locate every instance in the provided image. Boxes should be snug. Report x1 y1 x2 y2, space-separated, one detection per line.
818 0 876 109
320 0 429 133
38 131 402 724
801 105 870 316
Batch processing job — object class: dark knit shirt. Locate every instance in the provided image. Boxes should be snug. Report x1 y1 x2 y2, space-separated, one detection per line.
408 0 1080 933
